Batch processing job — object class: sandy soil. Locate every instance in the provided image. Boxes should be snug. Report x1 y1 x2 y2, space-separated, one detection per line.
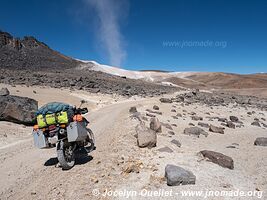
0 85 266 200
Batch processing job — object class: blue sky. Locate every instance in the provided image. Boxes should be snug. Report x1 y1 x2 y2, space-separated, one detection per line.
0 0 266 73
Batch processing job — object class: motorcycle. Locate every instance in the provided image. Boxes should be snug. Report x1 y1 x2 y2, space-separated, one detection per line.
33 104 95 170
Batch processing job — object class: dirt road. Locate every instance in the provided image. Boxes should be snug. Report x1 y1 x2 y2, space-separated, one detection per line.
0 97 145 200
1 85 267 200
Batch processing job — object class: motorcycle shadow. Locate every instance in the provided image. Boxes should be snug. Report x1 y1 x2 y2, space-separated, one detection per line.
44 153 93 168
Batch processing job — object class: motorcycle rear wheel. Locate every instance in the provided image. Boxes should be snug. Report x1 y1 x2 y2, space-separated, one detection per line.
57 140 75 170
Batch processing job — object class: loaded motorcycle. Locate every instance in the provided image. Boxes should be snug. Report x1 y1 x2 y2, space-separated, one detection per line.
33 102 95 170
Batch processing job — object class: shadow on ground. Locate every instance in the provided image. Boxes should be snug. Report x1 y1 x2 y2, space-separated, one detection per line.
44 154 93 167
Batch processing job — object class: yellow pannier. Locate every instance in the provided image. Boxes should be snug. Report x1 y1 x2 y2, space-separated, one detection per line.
56 111 69 124
37 114 47 128
45 113 57 125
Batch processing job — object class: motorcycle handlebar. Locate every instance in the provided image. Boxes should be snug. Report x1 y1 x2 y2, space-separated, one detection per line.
74 107 88 115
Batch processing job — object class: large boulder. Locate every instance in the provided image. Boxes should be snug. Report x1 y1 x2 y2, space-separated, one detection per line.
150 117 162 133
254 137 267 146
0 95 38 125
165 164 196 186
200 150 234 169
135 123 157 148
183 127 208 137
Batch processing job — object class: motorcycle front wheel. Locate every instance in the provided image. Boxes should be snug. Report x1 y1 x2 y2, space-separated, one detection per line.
57 140 75 170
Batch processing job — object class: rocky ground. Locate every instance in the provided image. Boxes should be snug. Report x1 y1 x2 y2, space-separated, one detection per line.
0 68 178 97
0 84 266 200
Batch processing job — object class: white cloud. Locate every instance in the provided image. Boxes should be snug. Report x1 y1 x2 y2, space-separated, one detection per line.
85 0 128 67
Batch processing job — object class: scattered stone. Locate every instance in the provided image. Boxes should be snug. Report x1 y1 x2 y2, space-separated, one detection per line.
158 146 173 153
165 164 196 186
146 109 162 115
191 116 203 121
200 150 234 169
135 123 157 148
197 122 209 128
160 98 172 103
150 117 162 133
254 137 267 146
168 131 175 135
229 116 239 122
172 116 178 119
218 117 227 122
209 125 225 134
153 105 159 110
161 123 173 130
33 90 37 94
171 109 176 112
226 145 237 149
129 106 137 113
122 160 143 174
176 113 182 117
251 121 261 127
171 124 177 127
189 123 195 126
146 113 156 118
226 121 235 129
0 88 10 96
184 127 208 137
171 139 181 147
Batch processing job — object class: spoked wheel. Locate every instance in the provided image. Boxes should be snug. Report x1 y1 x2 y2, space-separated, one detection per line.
85 128 95 153
57 140 75 170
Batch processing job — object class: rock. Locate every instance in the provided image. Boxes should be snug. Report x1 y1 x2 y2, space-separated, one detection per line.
161 122 173 130
165 164 196 186
153 105 159 110
197 122 209 128
150 117 162 133
160 98 172 103
122 160 143 174
251 121 261 127
146 109 162 115
0 88 10 96
146 113 156 118
168 131 175 135
189 123 195 126
176 113 182 117
254 137 267 146
172 116 178 119
0 95 38 125
229 116 239 122
129 106 137 113
226 145 237 149
158 146 173 153
191 116 203 121
171 139 181 147
183 127 208 137
200 150 234 169
226 121 235 129
171 124 177 127
209 125 225 134
135 123 157 148
171 109 176 112
218 117 227 122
